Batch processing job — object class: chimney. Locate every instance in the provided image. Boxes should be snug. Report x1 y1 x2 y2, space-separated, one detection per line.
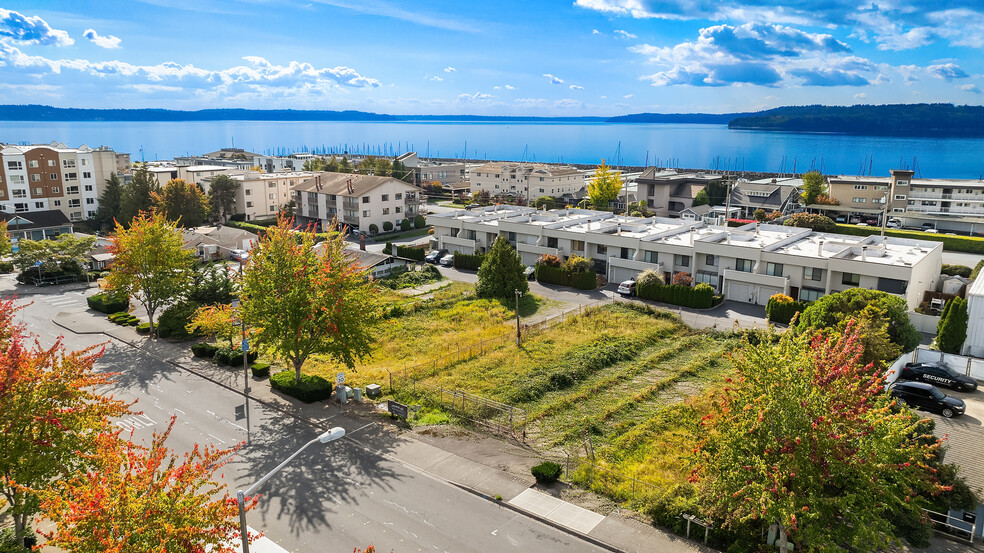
616 223 621 235
360 234 366 251
727 232 732 245
817 239 824 256
690 227 695 245
861 245 867 261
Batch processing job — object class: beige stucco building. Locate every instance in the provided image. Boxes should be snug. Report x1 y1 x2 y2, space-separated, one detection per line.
466 162 583 201
292 172 420 233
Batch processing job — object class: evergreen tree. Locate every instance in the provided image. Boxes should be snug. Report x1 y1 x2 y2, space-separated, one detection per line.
207 174 240 223
119 166 159 225
95 173 123 231
338 157 352 173
325 156 340 172
153 179 210 228
475 237 528 299
936 297 969 354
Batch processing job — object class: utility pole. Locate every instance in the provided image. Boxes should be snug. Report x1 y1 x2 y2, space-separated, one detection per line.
515 289 523 346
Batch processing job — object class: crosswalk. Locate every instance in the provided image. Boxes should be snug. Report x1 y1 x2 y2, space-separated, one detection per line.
35 292 87 309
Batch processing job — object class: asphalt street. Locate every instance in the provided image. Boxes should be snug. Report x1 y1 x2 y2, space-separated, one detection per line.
3 281 610 553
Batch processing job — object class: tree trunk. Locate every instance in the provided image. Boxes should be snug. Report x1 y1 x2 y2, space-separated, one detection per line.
292 356 304 382
148 308 156 339
12 511 26 545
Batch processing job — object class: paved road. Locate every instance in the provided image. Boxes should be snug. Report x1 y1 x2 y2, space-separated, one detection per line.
4 282 610 553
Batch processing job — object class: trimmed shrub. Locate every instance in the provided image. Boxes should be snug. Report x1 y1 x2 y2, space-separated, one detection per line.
191 342 218 358
537 254 562 268
562 254 593 274
534 263 568 286
453 251 485 271
382 241 393 255
215 346 258 366
636 281 714 309
637 268 665 287
941 264 972 278
399 218 411 231
270 371 334 403
136 322 151 334
972 260 984 280
570 270 597 290
87 292 129 314
0 261 13 273
531 461 563 484
671 272 693 287
784 213 836 232
766 294 807 325
250 362 271 378
833 224 984 254
395 244 426 261
368 224 379 234
126 317 140 326
382 221 394 232
413 214 426 228
157 300 202 340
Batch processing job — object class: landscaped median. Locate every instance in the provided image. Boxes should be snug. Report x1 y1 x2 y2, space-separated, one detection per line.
834 223 984 253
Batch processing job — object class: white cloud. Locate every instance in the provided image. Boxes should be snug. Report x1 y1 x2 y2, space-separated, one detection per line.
614 29 637 39
958 84 982 94
504 84 515 90
623 94 633 98
569 84 583 90
83 29 122 49
928 63 968 81
592 29 601 34
444 66 456 72
854 92 867 99
457 91 495 103
543 73 564 84
554 98 583 109
427 75 443 81
0 8 73 46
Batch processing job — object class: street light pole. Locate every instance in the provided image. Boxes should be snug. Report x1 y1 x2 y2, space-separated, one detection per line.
231 298 251 447
515 289 522 346
236 427 345 553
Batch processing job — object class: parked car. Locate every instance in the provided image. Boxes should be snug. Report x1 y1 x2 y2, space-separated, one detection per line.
855 223 869 227
438 253 455 267
617 279 637 297
901 362 978 392
425 249 448 264
923 228 939 233
230 249 249 263
889 381 965 418
886 218 902 229
834 216 847 224
524 266 536 280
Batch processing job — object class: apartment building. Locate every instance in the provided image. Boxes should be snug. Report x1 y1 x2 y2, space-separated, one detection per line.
419 161 468 186
253 153 314 173
174 148 258 171
231 171 313 221
467 162 583 200
828 169 984 220
0 142 122 222
146 164 243 193
292 172 420 233
635 169 723 216
429 206 941 310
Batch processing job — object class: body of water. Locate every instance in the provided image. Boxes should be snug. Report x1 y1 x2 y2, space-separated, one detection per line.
2 120 983 179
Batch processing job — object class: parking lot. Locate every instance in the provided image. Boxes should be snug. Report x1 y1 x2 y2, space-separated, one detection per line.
916 387 984 493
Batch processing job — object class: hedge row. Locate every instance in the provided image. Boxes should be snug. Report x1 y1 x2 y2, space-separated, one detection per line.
636 282 714 309
765 297 808 325
250 362 271 378
395 244 426 261
270 371 334 403
453 252 485 271
87 292 129 314
833 224 984 254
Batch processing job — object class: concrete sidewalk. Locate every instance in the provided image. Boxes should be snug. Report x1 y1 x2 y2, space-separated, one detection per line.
51 305 714 553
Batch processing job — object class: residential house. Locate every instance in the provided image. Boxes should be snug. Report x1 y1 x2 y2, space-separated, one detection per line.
1 209 74 243
467 162 583 202
729 177 802 218
635 169 723 217
341 246 410 278
292 172 420 233
231 171 313 221
181 225 258 261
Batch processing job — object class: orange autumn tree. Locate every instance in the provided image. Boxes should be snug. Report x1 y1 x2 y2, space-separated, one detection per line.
0 297 131 545
39 417 254 553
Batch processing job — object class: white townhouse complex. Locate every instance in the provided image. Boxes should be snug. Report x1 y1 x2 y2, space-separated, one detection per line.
231 171 313 221
467 162 583 200
429 206 942 309
0 142 124 222
292 172 420 233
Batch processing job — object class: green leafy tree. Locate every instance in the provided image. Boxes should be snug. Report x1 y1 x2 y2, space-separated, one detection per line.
153 179 210 228
475 236 528 299
783 212 836 232
413 214 426 229
753 208 767 221
797 288 921 358
0 221 11 258
106 212 195 337
534 196 555 210
801 171 827 206
936 297 968 353
587 159 623 210
94 173 124 231
392 159 413 182
119 166 159 226
338 156 353 173
302 157 327 172
240 217 377 380
207 174 240 223
399 218 411 231
12 234 96 274
692 189 710 207
691 322 944 552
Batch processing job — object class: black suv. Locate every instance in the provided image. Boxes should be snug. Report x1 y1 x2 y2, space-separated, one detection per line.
900 362 978 392
889 381 965 418
425 249 448 264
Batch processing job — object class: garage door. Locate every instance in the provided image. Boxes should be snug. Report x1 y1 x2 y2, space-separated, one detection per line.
727 282 752 303
610 267 639 285
756 286 782 305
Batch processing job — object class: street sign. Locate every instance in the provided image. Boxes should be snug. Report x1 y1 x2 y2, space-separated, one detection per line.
242 339 249 352
235 405 245 420
387 400 408 420
336 372 345 385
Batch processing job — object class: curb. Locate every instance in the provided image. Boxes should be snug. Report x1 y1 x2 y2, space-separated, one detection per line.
447 481 627 553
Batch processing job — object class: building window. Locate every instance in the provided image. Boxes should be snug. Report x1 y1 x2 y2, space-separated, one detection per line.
84 184 93 192
382 208 389 215
268 182 277 188
620 247 633 260
9 175 24 185
50 173 58 180
877 277 907 295
269 205 276 212
86 198 95 204
705 254 716 266
921 201 937 206
64 173 77 181
735 258 753 272
246 201 253 208
765 262 783 277
381 194 389 201
362 196 370 203
81 158 88 166
547 237 558 248
800 288 823 302
853 185 868 190
70 211 82 221
643 251 658 264
395 193 402 200
7 161 22 171
14 203 28 212
597 244 607 255
896 180 909 187
674 254 690 267
67 186 79 195
53 200 60 206
803 267 822 281
11 190 26 199
47 159 56 167
82 172 91 179
572 240 585 252
62 160 76 168
852 197 867 203
841 272 860 286
245 189 252 196
696 270 719 287
30 174 40 182
28 160 38 168
34 201 44 209
894 194 906 200
33 187 42 195
68 199 81 208
395 206 402 213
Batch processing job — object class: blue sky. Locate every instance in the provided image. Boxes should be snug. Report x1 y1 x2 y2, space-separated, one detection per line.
0 0 982 116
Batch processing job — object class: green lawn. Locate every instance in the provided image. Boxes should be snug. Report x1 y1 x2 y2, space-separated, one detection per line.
371 227 432 242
